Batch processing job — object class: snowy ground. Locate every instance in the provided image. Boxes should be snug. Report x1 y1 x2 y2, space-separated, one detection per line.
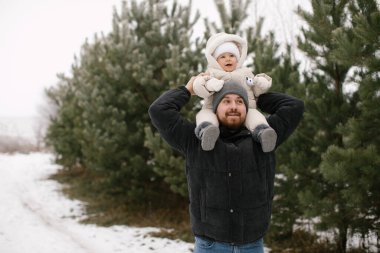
1 152 376 252
0 153 194 253
0 152 273 253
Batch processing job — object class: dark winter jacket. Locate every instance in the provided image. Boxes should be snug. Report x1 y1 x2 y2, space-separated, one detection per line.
148 86 304 244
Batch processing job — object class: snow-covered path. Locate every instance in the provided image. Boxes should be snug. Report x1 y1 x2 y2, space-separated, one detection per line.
0 153 193 253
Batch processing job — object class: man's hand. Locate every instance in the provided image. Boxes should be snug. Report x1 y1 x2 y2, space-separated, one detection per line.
186 76 196 95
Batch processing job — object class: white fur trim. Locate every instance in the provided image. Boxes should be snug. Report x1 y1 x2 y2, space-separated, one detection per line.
205 33 248 70
212 42 240 61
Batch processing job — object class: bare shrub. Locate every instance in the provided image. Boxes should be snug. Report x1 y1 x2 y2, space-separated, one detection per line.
0 135 39 154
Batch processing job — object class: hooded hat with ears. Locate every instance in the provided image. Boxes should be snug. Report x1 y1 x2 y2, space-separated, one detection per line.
205 32 248 71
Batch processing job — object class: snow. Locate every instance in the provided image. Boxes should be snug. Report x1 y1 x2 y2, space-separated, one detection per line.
0 153 193 253
0 152 273 252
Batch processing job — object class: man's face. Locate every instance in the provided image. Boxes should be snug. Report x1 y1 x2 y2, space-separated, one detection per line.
216 53 238 72
216 94 247 129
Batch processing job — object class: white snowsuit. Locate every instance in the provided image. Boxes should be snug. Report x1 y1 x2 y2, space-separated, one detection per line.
193 33 272 131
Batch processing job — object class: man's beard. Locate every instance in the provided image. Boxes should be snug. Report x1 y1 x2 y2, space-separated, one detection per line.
218 112 244 129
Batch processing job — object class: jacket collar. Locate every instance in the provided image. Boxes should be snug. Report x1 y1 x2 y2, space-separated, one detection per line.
219 125 251 143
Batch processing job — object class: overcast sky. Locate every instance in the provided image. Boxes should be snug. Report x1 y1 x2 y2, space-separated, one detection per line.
0 0 309 118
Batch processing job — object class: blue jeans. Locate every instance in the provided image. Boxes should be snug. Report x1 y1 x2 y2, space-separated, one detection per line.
194 236 265 253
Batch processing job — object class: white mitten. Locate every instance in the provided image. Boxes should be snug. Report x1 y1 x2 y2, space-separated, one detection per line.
253 73 272 96
193 76 213 99
205 78 224 92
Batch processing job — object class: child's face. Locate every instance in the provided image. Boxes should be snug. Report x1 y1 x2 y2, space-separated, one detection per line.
216 53 238 72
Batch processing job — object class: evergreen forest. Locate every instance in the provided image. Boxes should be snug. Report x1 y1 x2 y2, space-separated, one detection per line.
45 0 380 252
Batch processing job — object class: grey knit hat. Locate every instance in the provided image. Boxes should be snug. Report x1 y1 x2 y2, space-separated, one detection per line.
212 81 249 112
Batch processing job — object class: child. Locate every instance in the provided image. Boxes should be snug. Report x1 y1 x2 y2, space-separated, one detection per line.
193 32 277 152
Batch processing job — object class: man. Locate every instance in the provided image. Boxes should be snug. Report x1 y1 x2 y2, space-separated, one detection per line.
148 76 304 253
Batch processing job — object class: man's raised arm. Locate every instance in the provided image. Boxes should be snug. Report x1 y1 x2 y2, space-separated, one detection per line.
148 85 195 154
257 92 304 147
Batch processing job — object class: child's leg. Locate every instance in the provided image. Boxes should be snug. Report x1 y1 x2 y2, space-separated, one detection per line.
245 108 268 130
195 99 220 151
245 109 277 152
196 109 219 127
253 124 277 152
196 98 219 126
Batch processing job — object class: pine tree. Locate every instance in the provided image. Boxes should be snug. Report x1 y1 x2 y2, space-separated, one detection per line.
45 71 85 168
204 0 251 35
143 0 205 198
321 0 380 250
46 0 203 205
293 0 376 252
